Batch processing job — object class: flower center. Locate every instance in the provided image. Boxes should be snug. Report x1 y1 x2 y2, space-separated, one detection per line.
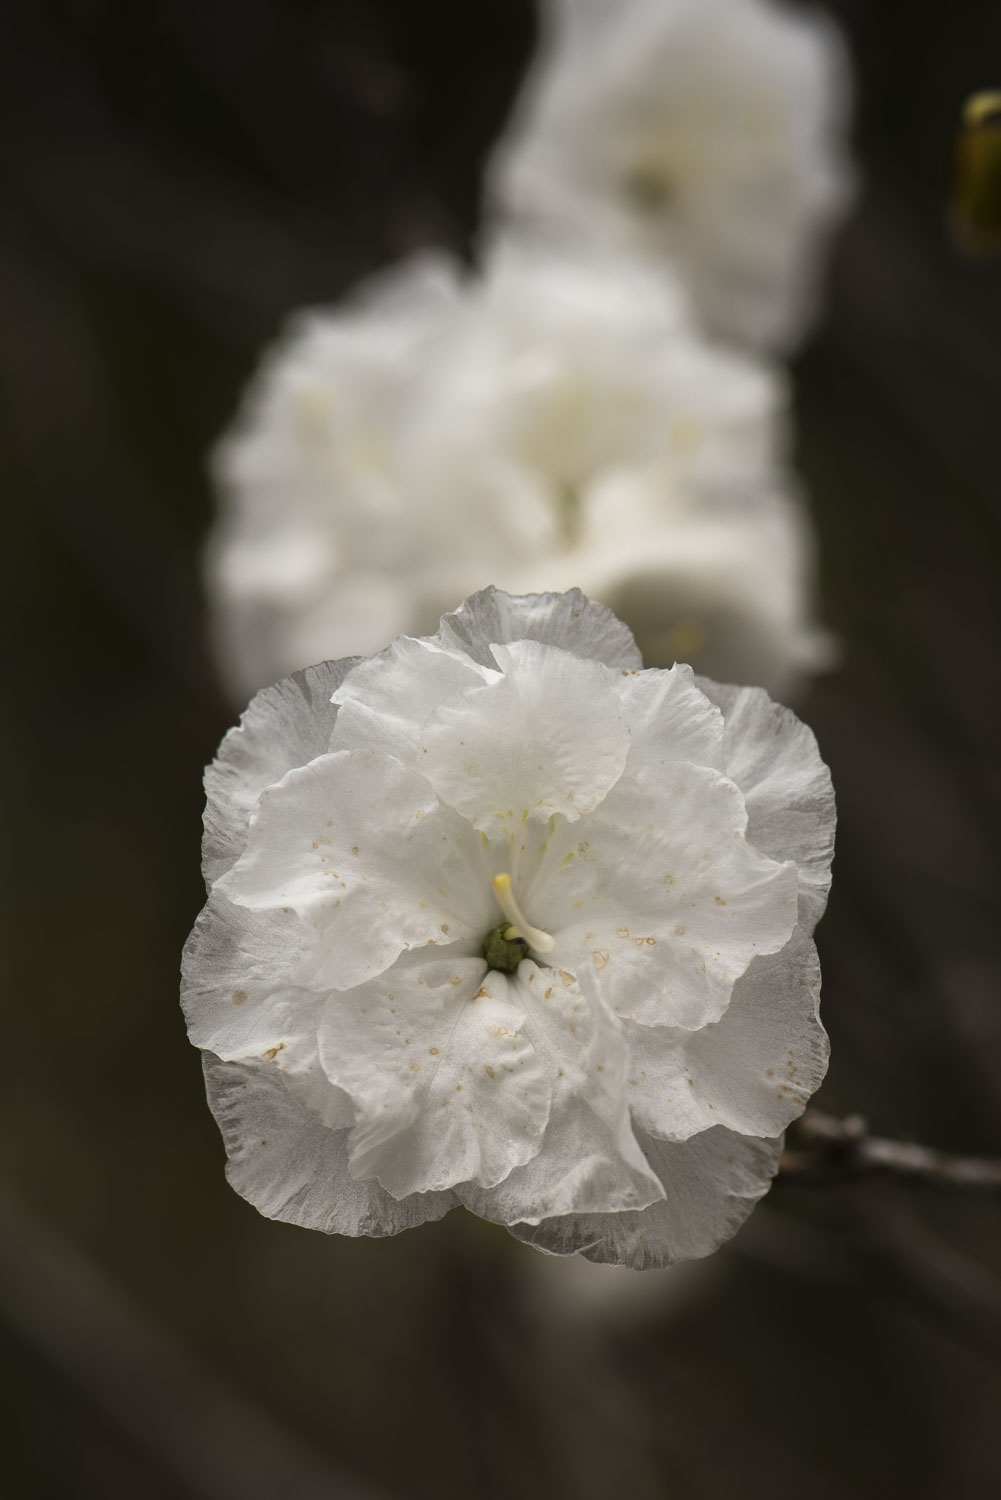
481 873 555 973
481 923 527 974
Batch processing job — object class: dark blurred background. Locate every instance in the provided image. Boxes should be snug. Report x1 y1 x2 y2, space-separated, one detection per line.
4 2 1001 1496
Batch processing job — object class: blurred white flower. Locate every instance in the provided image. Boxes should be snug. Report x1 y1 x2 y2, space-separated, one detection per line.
183 588 835 1269
545 483 835 702
486 0 854 351
207 257 465 700
209 241 831 702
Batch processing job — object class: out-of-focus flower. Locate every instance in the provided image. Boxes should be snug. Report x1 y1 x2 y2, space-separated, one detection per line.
485 0 854 352
207 258 465 701
544 484 835 702
183 588 835 1269
209 241 831 702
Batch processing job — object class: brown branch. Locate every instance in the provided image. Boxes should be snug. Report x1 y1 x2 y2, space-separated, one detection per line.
779 1110 1001 1191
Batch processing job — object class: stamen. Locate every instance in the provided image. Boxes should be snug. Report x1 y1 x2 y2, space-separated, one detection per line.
491 873 555 954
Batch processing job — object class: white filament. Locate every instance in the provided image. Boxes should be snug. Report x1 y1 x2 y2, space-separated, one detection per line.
491 873 556 954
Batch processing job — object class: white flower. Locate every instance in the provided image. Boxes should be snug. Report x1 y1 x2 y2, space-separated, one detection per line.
485 0 854 351
207 257 464 699
544 481 835 702
183 588 835 1269
209 240 831 702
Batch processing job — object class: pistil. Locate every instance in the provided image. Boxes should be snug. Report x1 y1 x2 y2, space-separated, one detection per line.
491 873 556 954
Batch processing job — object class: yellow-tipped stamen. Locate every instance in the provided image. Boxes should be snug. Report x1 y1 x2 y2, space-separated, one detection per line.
491 873 555 954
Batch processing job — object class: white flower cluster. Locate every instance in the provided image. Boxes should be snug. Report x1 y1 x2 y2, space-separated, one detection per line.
184 589 834 1268
210 241 833 703
206 0 852 703
190 0 850 1265
487 0 853 352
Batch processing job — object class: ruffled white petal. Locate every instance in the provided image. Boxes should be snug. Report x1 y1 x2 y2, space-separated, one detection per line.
216 749 494 990
203 660 356 884
460 961 662 1222
329 634 487 764
698 678 836 930
203 1055 457 1236
613 663 725 773
181 892 353 1131
421 640 631 834
182 892 311 1056
546 761 799 1028
435 586 642 671
319 957 551 1196
623 928 827 1141
511 1126 781 1269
